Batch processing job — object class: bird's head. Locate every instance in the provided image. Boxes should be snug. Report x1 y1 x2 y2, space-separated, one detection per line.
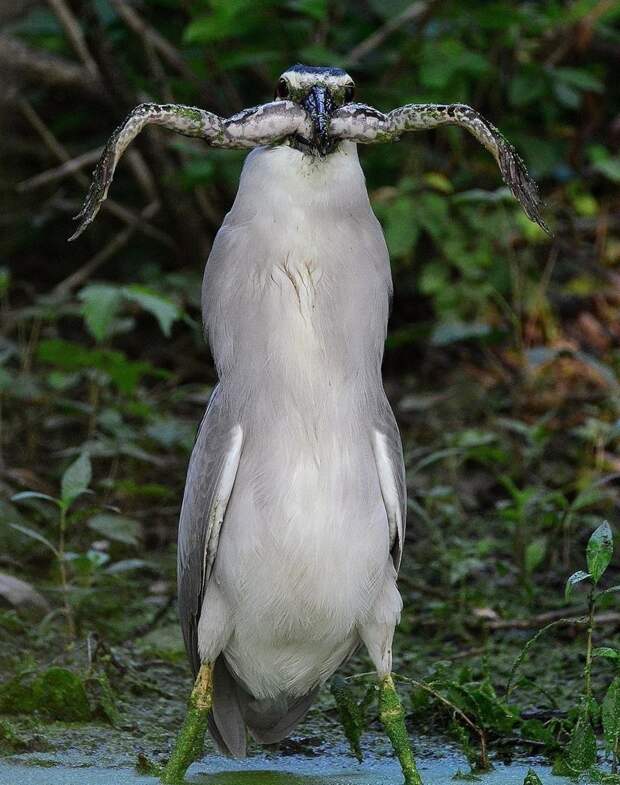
274 64 355 156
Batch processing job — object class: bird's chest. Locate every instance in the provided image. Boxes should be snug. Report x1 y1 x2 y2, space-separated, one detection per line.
261 257 324 322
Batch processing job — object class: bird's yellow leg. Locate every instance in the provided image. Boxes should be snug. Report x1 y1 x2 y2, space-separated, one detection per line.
161 663 213 784
379 674 423 785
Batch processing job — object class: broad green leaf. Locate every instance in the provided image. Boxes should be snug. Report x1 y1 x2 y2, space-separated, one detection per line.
431 321 491 346
565 570 591 601
78 284 123 343
587 521 613 584
11 491 59 505
104 559 156 575
61 453 92 508
87 514 141 546
603 676 620 753
554 67 604 93
567 706 597 772
593 156 620 183
122 286 181 337
37 339 165 394
523 770 543 785
10 523 58 556
593 647 620 661
525 537 547 575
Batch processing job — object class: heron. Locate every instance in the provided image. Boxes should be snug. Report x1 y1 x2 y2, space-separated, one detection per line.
71 63 547 785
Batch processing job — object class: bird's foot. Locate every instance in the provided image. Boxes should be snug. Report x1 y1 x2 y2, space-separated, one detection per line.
160 662 213 784
379 673 423 785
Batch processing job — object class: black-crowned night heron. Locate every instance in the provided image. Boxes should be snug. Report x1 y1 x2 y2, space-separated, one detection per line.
72 63 546 785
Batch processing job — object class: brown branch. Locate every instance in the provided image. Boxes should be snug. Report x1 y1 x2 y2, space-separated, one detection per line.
485 607 620 631
0 34 98 96
109 0 200 89
16 147 103 192
344 2 433 67
52 200 161 297
46 0 101 82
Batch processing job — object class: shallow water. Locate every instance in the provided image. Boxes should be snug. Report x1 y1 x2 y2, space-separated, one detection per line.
0 751 568 785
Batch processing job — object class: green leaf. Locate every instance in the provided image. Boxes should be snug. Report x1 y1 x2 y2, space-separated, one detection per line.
104 559 156 575
11 491 59 505
37 339 165 394
87 514 141 546
603 676 620 753
78 284 123 343
525 537 547 575
593 156 620 184
565 570 592 601
593 647 620 661
9 524 58 556
554 67 604 93
587 521 613 584
431 321 491 346
61 453 92 508
523 770 543 785
567 704 597 772
122 285 181 337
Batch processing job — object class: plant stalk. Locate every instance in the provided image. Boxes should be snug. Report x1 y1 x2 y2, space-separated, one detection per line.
58 504 76 638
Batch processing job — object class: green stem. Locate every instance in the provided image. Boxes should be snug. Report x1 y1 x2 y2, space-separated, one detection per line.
58 505 75 639
379 674 423 785
584 587 594 703
161 663 213 785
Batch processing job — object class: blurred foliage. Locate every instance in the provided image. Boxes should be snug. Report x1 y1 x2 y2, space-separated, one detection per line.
1 0 620 776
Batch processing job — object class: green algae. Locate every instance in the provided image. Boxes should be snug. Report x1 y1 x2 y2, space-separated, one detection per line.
0 667 91 722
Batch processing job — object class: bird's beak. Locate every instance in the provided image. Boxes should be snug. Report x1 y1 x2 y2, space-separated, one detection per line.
302 84 334 156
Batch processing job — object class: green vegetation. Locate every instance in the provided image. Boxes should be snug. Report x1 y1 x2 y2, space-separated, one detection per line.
1 0 620 782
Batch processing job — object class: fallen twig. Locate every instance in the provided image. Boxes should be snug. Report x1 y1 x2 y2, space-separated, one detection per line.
52 201 161 297
46 0 101 82
17 147 103 192
0 34 98 95
344 2 434 66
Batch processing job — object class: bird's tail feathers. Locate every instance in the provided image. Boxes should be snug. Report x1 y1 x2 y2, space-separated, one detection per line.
209 656 318 757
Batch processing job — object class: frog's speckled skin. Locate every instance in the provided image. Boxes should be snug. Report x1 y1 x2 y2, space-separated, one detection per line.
330 102 548 233
70 67 548 242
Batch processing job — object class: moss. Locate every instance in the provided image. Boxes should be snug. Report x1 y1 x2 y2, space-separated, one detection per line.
0 667 91 722
33 668 91 722
85 669 119 725
0 718 28 752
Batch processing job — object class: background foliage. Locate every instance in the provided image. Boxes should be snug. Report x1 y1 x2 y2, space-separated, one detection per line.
2 0 620 778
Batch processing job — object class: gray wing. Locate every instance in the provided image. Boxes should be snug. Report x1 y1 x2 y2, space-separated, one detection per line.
177 385 243 676
372 403 406 573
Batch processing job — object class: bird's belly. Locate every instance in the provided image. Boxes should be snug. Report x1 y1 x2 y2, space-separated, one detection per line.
214 437 396 698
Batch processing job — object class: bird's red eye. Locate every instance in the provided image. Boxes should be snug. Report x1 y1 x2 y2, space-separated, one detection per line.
275 79 289 100
344 83 355 103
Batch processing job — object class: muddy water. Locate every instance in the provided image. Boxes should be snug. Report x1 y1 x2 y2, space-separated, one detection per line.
0 751 567 784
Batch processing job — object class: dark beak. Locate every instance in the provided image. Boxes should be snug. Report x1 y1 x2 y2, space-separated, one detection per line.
302 84 334 156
